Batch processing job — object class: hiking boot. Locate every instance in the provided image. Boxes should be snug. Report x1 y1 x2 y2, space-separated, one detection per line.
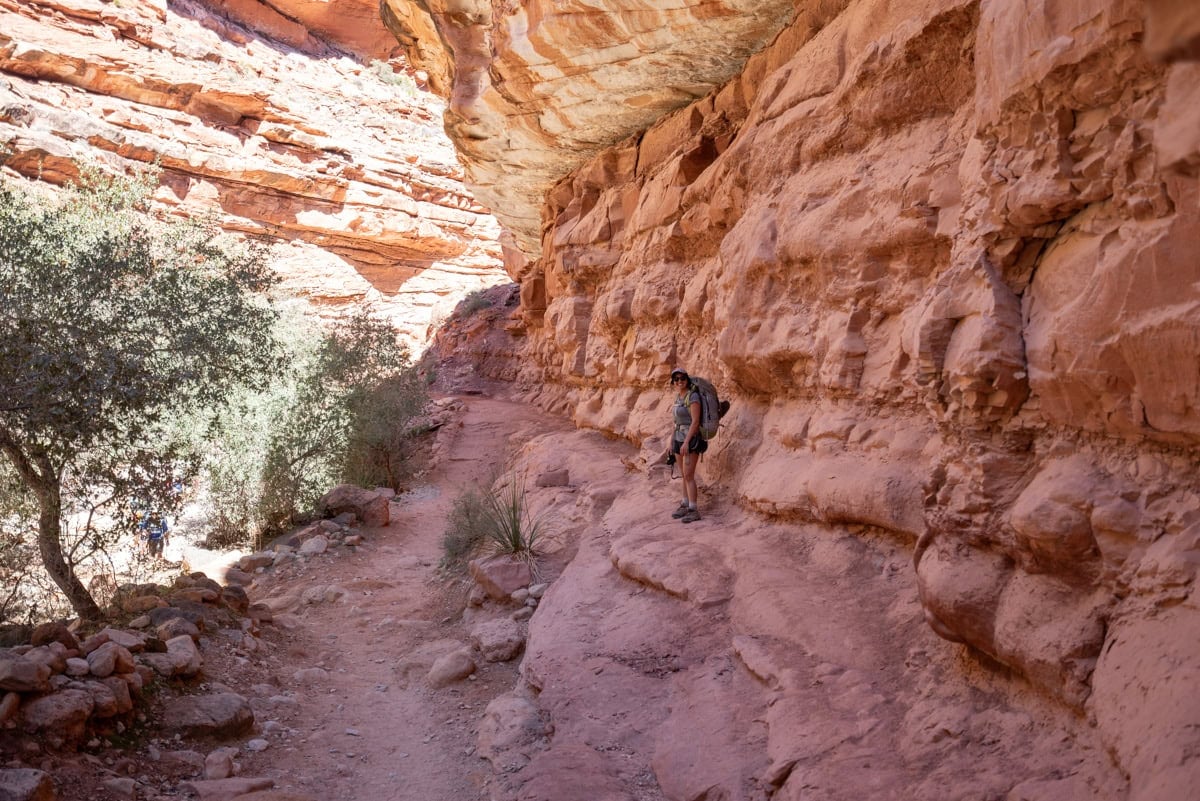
680 509 702 524
671 502 691 519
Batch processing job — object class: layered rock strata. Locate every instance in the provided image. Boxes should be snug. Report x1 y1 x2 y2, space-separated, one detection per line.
379 0 810 256
418 1 1200 799
0 0 505 350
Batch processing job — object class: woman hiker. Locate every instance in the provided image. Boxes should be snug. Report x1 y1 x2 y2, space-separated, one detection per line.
667 367 707 523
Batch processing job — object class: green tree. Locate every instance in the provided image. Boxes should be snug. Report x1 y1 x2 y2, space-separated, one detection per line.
194 308 428 549
0 168 277 620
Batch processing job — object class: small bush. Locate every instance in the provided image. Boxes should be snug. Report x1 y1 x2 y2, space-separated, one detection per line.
442 476 543 569
442 485 491 565
458 289 491 317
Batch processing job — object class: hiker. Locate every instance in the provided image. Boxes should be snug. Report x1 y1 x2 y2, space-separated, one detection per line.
141 511 169 561
667 367 706 523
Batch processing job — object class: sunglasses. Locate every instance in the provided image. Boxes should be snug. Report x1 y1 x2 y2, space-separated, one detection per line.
671 375 688 383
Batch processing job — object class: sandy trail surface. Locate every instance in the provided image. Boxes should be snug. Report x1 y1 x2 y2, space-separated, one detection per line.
227 393 568 800
114 385 1122 801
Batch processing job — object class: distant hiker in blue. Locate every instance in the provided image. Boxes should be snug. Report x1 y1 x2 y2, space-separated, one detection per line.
140 511 169 561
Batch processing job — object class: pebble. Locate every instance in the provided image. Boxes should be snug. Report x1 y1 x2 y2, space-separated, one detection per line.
245 739 269 752
345 728 360 736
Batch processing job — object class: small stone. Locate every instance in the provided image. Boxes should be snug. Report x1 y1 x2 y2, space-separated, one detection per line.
102 776 137 800
128 616 152 629
293 667 328 685
0 691 20 723
244 738 269 752
426 649 476 688
527 583 549 599
345 728 360 736
181 777 273 800
64 657 90 676
204 747 234 779
510 607 534 622
510 588 530 604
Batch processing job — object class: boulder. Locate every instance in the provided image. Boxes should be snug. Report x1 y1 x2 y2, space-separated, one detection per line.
222 567 254 586
427 648 476 688
100 778 135 800
238 552 275 572
220 585 250 615
0 691 20 723
21 647 65 676
204 747 236 780
156 618 200 642
101 677 134 715
120 594 166 614
86 643 135 678
30 622 78 652
161 693 253 738
165 635 203 677
82 680 119 717
470 618 526 663
298 535 328 557
181 778 275 801
95 628 145 653
20 688 94 740
476 692 549 765
317 485 390 528
170 588 219 605
0 768 56 801
468 555 533 601
0 656 51 692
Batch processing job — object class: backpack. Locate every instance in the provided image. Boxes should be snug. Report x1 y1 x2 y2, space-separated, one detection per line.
689 377 731 440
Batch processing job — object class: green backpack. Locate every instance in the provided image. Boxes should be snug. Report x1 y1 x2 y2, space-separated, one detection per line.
689 377 731 440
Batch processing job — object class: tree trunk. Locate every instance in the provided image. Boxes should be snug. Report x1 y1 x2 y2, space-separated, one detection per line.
0 431 104 621
35 474 104 622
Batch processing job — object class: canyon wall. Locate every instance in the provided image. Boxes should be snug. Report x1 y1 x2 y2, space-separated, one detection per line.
0 0 506 351
411 1 1200 798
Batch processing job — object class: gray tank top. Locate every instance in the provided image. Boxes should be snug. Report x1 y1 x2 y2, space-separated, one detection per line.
673 389 700 441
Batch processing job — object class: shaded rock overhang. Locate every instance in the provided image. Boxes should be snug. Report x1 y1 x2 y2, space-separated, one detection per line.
379 0 802 262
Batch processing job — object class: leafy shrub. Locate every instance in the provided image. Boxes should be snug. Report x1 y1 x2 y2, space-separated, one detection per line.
442 484 491 566
0 165 277 619
194 308 428 549
458 289 492 317
442 476 543 569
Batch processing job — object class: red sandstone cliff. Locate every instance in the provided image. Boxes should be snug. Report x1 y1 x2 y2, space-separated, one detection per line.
407 2 1200 799
0 0 506 350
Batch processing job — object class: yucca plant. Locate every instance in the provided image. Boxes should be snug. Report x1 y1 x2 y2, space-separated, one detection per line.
481 477 543 562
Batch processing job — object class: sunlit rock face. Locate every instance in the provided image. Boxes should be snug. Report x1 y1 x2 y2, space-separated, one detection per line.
421 2 1200 798
0 0 506 351
379 0 806 258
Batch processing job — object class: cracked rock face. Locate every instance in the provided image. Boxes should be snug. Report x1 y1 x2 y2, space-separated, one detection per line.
423 2 1200 798
380 0 801 258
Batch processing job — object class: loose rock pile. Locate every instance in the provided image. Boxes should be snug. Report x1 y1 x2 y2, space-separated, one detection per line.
0 570 254 754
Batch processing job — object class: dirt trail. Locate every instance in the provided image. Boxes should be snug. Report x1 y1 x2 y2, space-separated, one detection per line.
194 385 1120 801
230 393 567 800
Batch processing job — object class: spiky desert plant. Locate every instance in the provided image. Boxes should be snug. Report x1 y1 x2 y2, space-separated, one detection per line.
481 477 543 561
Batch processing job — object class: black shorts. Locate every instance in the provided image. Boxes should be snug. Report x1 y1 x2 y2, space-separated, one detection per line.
673 435 708 455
